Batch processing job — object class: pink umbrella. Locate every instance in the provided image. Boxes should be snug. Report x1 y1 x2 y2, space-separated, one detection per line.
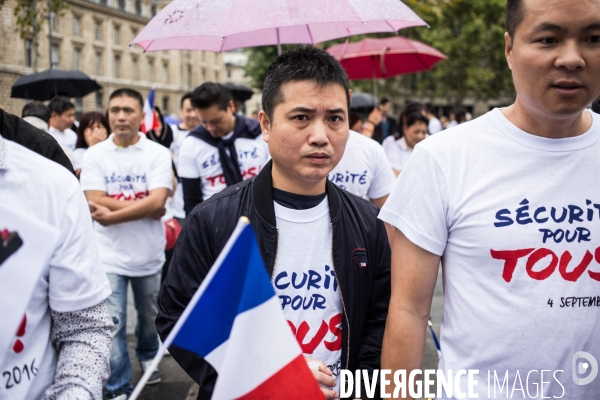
326 36 446 80
131 0 426 53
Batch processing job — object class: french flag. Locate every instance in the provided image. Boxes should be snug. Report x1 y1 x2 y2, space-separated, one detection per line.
130 218 322 400
141 88 160 133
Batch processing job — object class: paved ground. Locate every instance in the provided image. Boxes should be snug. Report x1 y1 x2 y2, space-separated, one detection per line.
123 266 444 399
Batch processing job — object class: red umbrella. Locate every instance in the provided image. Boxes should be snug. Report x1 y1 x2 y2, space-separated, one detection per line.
327 36 446 80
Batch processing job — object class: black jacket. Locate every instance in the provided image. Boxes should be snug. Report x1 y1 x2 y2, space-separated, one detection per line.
157 161 391 399
0 109 75 174
373 116 397 144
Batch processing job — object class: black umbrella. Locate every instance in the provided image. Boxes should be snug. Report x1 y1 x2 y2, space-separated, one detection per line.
350 92 376 110
223 83 254 102
11 69 102 101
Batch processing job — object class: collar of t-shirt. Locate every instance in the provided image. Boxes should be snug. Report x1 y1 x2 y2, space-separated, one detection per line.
489 108 600 152
272 188 327 210
107 132 147 151
396 136 409 151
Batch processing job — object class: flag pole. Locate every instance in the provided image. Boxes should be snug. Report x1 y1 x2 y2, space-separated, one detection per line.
129 217 251 400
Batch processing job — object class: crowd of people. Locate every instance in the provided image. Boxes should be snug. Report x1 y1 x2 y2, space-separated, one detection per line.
1 0 600 399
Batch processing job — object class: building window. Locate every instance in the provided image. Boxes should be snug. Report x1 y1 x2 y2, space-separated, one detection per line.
99 0 107 5
131 27 138 42
74 48 81 70
135 0 141 15
114 55 121 78
186 64 192 88
201 68 206 82
117 0 125 11
24 39 33 67
151 4 157 16
227 69 232 78
51 44 59 69
94 20 102 40
214 53 219 65
95 52 102 75
50 12 58 32
147 61 153 81
114 25 120 45
162 62 168 83
95 92 103 110
162 97 169 114
132 57 138 80
201 51 205 62
73 17 81 36
75 98 83 120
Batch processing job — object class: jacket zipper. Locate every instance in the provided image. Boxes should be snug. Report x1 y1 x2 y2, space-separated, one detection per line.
330 222 350 370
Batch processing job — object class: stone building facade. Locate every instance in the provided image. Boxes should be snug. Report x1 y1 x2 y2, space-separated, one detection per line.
0 0 227 117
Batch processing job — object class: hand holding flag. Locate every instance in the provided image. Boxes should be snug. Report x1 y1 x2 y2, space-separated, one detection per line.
130 218 324 400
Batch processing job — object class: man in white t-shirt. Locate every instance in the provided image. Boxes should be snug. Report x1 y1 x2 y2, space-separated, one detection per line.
48 96 77 152
157 46 391 400
328 130 395 208
169 92 200 222
379 0 600 398
0 136 112 400
80 88 173 400
178 82 269 216
423 103 443 134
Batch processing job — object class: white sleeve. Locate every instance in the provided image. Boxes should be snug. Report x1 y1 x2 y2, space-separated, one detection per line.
49 183 111 312
378 146 449 256
177 137 201 178
79 149 106 192
149 147 174 191
367 144 396 199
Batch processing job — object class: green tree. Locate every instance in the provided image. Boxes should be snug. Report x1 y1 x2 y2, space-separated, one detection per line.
244 0 515 106
0 0 69 71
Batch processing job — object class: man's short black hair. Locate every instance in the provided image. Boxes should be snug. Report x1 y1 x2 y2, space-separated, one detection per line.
190 83 233 111
109 88 144 110
180 92 193 109
48 96 75 116
262 45 350 120
506 0 525 40
423 103 435 114
379 98 390 106
22 101 50 122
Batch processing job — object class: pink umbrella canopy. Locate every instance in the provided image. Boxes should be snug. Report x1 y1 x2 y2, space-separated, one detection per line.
131 0 426 53
327 36 446 80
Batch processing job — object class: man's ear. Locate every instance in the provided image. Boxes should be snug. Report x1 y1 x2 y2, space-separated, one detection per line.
228 100 236 114
258 110 271 143
505 32 513 71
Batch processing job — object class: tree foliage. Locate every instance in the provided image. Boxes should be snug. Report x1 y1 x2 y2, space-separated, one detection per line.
244 0 515 105
0 0 69 71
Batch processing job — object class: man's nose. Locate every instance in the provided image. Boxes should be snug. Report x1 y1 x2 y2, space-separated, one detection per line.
308 120 329 146
556 40 586 71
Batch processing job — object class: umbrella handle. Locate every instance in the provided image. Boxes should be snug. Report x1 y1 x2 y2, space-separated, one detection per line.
379 47 390 76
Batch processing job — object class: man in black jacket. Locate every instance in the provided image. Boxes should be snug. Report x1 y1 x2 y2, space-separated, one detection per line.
157 46 390 400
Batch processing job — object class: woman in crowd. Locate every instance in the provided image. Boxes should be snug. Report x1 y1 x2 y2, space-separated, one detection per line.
73 111 109 176
382 109 429 176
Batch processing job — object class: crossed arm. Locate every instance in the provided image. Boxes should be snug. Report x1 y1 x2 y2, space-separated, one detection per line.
84 188 169 226
381 228 440 398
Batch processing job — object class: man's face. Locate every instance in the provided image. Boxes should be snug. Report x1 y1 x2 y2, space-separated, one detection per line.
260 81 349 190
51 108 75 131
108 95 144 139
379 102 391 115
195 102 236 138
506 0 600 118
180 98 199 130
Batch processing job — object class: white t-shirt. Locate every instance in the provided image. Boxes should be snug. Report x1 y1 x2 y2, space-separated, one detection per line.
71 147 87 171
169 124 190 219
80 133 173 277
428 117 443 134
48 126 77 152
272 198 342 394
382 135 413 172
0 139 111 400
328 130 396 200
177 132 269 200
379 108 600 399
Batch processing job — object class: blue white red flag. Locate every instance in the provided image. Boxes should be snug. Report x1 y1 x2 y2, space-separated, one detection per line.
130 218 322 400
141 88 160 133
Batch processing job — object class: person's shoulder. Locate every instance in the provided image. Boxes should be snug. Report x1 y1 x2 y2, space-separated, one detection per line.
333 183 379 217
84 138 110 157
5 140 78 188
419 112 495 151
381 135 396 147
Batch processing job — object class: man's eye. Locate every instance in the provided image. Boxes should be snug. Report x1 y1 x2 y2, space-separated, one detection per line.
294 115 308 121
329 116 343 123
586 35 600 43
539 38 558 45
